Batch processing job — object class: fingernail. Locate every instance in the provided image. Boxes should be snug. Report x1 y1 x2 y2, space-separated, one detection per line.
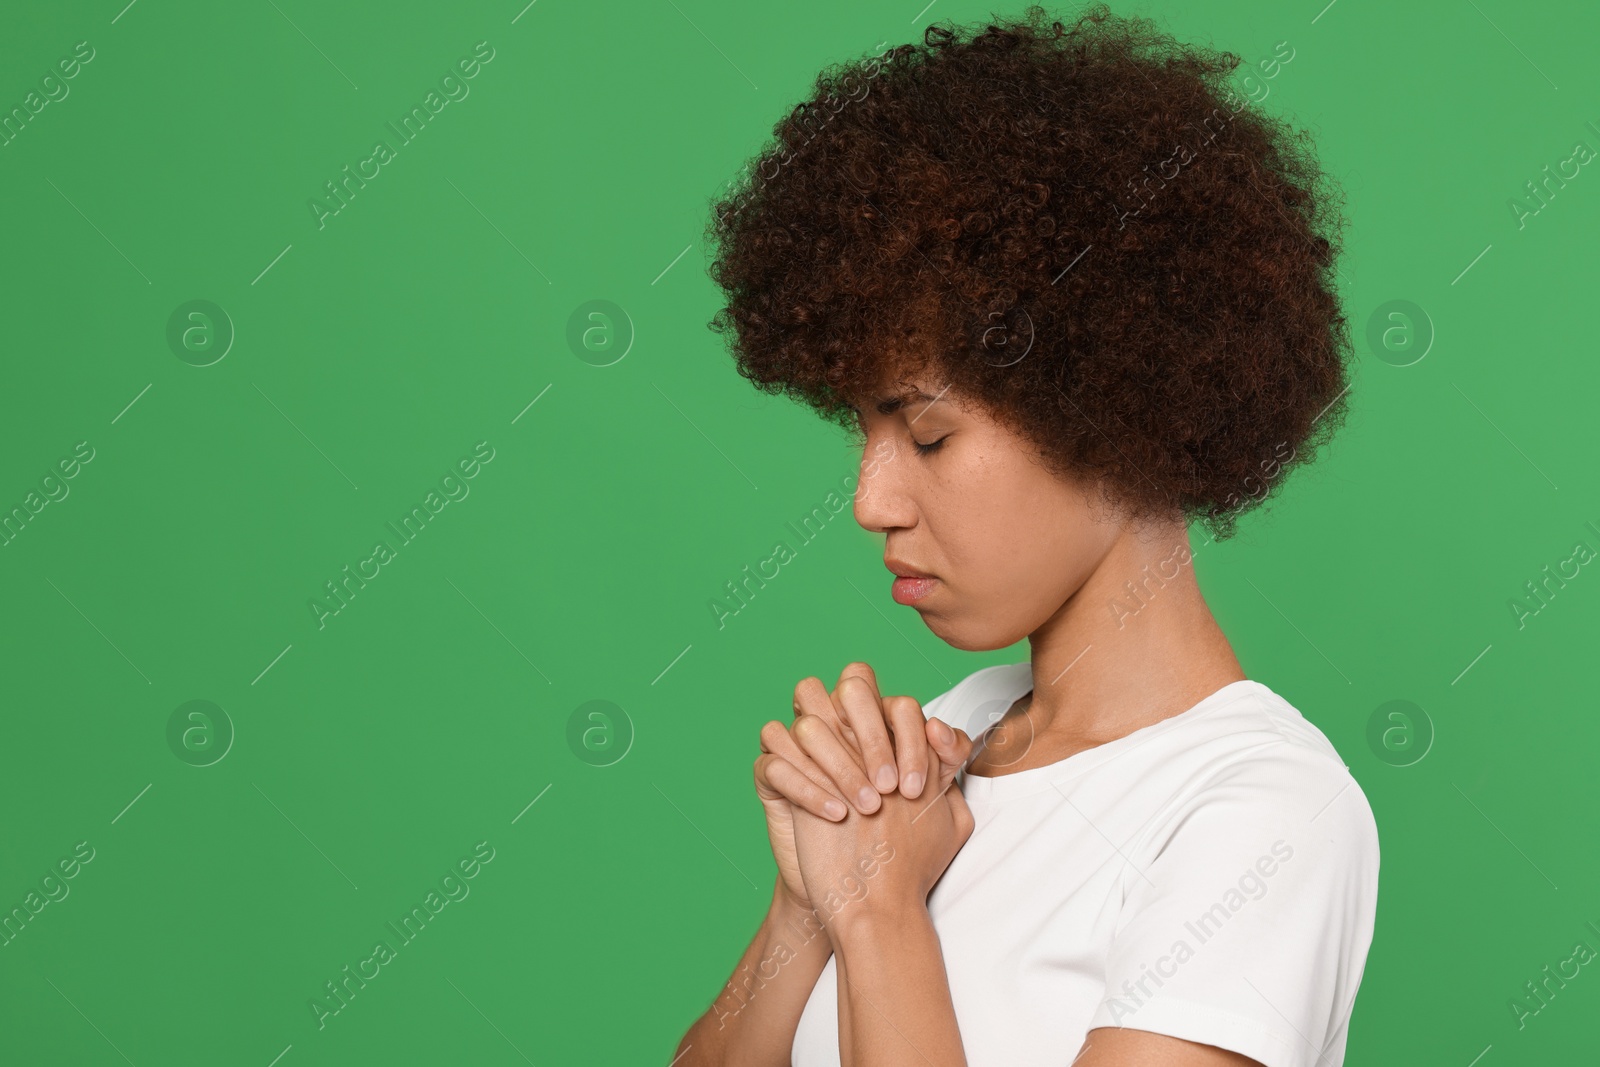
824 799 847 820
875 764 896 791
857 785 879 812
903 771 923 796
932 718 952 744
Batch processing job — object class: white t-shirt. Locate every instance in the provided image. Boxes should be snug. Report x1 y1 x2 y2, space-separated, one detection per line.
791 662 1380 1067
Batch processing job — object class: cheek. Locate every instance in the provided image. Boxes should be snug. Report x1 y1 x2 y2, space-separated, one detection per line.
947 495 1089 604
932 436 1099 602
943 511 1050 592
995 544 1079 614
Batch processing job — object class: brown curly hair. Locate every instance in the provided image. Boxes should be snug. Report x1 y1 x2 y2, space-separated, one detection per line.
703 3 1352 542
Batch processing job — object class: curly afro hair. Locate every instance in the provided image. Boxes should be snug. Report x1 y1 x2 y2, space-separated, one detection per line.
703 3 1353 542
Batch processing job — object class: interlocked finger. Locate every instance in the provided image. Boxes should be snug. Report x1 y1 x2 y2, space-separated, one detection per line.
754 749 850 821
833 668 902 795
790 711 884 815
757 719 851 813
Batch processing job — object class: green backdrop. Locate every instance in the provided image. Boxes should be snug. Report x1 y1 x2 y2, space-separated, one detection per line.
2 0 1597 1063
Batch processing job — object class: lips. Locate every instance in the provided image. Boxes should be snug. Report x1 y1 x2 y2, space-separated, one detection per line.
890 575 938 605
885 557 937 604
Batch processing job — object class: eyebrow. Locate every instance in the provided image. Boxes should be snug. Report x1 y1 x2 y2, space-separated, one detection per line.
871 389 939 416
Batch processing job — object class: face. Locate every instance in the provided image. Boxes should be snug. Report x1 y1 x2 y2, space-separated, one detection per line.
849 370 1126 651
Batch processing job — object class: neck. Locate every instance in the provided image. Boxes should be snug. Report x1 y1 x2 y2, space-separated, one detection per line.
1022 517 1244 742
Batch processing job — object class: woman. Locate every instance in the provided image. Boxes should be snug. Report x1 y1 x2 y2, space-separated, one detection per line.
675 5 1377 1065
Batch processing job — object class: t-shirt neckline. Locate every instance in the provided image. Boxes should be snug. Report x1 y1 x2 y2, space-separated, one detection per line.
958 670 1270 803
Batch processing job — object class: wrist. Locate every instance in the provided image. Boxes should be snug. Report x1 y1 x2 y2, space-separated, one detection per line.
823 893 928 952
771 881 816 923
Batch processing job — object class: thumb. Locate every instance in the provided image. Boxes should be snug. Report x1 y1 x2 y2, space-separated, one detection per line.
945 778 975 842
924 717 974 796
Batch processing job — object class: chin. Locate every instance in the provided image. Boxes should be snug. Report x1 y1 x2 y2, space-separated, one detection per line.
919 612 1022 653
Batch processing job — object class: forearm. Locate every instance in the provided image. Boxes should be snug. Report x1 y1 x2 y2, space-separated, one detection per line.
830 904 966 1067
675 883 835 1066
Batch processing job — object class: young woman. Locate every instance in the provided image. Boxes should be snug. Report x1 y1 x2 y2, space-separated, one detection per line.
675 6 1377 1065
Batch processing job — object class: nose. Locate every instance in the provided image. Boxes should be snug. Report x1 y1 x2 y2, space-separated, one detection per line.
852 433 915 533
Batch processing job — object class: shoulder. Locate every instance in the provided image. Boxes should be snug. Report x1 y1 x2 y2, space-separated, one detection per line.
1240 682 1378 835
1094 686 1382 1063
1150 681 1381 876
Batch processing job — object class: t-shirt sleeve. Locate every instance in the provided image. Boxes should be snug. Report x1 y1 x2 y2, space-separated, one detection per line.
1085 749 1380 1067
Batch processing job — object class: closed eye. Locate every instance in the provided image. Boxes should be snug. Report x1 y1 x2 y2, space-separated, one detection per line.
913 436 948 456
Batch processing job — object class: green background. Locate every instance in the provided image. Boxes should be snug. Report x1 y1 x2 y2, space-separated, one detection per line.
2 0 1596 1062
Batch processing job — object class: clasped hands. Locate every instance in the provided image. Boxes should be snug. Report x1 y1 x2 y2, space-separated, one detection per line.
754 662 977 942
